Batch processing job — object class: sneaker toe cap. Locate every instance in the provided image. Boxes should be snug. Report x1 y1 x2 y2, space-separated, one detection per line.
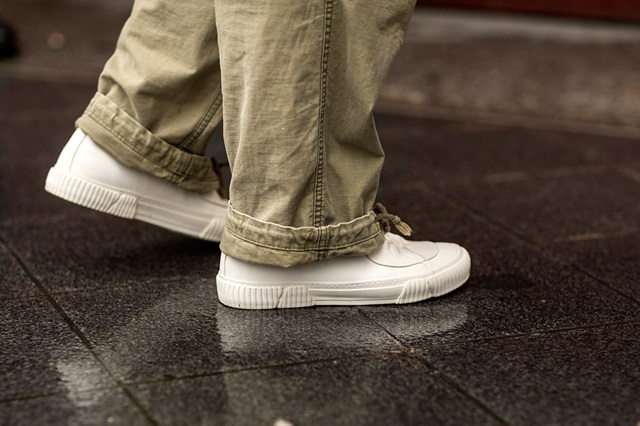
428 242 469 274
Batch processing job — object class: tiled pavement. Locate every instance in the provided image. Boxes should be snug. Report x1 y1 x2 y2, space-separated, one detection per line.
2 2 640 425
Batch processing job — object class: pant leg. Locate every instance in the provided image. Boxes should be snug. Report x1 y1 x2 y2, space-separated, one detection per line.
76 0 223 193
217 0 416 266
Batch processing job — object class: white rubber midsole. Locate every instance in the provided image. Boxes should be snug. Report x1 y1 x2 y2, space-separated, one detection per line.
45 167 225 242
217 248 471 309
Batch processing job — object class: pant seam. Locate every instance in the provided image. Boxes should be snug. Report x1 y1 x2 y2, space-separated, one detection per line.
225 226 383 253
177 90 223 151
85 111 214 185
313 0 334 228
316 226 325 262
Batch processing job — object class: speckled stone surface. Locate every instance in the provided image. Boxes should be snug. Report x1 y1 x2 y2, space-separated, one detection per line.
4 215 221 293
361 245 640 346
56 284 402 383
0 79 96 229
376 116 614 184
0 389 148 426
0 297 114 400
443 170 640 242
420 323 640 425
550 234 640 302
132 354 502 426
0 243 39 298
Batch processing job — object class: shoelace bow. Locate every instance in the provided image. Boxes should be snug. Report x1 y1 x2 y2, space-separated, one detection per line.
374 203 413 237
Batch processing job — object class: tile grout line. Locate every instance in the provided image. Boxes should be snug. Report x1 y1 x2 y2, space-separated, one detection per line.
125 350 406 387
550 260 640 305
0 235 159 426
410 353 511 426
552 227 640 243
0 278 216 301
357 313 639 423
420 319 640 348
356 309 510 425
421 180 640 307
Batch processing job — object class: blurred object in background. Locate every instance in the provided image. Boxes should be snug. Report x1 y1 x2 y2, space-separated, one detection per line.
0 20 18 58
380 7 640 130
417 0 640 22
47 31 66 50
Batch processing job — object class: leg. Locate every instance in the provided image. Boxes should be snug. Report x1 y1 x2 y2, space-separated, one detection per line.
46 0 227 240
45 0 471 308
213 0 470 308
216 0 417 266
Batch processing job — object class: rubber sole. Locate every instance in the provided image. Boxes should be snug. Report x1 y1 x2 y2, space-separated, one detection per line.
45 167 225 242
216 248 471 309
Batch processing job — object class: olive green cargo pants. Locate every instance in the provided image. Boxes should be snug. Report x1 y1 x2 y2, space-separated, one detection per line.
77 0 416 267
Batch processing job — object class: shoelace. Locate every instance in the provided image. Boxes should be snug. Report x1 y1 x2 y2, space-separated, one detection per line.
374 203 413 237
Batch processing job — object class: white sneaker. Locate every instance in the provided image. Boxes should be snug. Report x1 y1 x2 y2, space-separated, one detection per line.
45 129 227 241
216 233 471 309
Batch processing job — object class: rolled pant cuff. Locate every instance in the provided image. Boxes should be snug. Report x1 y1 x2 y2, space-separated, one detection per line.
76 92 220 193
220 204 387 267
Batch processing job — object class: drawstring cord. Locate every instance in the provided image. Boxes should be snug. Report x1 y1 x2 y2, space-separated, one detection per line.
374 203 413 237
209 164 412 238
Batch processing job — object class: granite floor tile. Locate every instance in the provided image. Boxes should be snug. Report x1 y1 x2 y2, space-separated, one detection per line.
56 283 401 383
0 242 39 298
377 176 520 250
375 115 630 183
0 160 66 229
550 233 640 302
0 80 93 162
442 169 640 242
419 322 640 425
2 215 220 293
132 353 501 426
0 79 93 126
0 79 96 226
1 297 114 400
361 245 640 347
55 281 222 384
0 388 149 426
